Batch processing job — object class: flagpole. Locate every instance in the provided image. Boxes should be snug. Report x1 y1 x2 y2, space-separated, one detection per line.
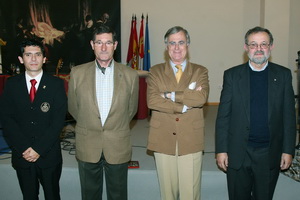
143 14 151 71
126 14 134 67
132 15 139 70
138 14 144 70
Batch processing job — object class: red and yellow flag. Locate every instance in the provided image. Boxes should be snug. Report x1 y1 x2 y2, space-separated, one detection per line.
127 15 139 70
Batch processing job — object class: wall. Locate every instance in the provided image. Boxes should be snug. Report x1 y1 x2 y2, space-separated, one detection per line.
121 0 300 103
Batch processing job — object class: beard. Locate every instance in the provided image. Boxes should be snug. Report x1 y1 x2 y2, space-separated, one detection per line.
248 50 270 65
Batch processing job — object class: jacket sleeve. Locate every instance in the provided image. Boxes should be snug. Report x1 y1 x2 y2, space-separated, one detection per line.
128 71 139 120
282 69 297 156
175 66 209 108
0 80 31 155
215 70 232 153
68 69 78 120
147 67 184 114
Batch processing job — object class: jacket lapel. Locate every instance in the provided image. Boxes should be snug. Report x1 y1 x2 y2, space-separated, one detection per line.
18 74 31 104
34 73 47 104
268 63 277 121
164 63 178 88
238 64 250 123
178 62 193 89
106 62 122 120
84 62 101 122
163 62 194 89
86 63 98 111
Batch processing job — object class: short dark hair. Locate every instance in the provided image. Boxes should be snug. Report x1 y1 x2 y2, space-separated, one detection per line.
244 26 274 45
92 25 117 42
19 39 45 57
85 15 92 22
164 26 190 45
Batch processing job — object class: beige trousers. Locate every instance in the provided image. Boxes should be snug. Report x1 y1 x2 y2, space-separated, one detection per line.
154 150 203 200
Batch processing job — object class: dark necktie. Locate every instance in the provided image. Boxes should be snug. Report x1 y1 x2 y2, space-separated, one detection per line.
29 79 37 102
96 60 106 74
99 66 106 74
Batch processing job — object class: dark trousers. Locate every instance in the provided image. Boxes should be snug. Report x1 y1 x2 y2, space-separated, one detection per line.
78 154 128 200
227 146 280 200
16 163 62 200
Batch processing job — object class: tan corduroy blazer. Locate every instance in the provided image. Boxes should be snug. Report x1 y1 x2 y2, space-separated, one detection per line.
68 61 139 164
147 61 209 155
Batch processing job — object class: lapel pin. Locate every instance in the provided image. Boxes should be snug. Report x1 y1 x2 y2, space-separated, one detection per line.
43 85 46 89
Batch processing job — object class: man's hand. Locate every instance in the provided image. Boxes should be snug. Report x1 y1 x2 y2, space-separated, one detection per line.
160 92 171 99
23 147 40 162
280 153 293 170
196 86 202 91
216 153 228 172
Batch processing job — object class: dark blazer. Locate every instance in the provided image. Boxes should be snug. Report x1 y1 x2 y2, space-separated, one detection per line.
0 72 67 168
215 62 296 170
68 61 139 164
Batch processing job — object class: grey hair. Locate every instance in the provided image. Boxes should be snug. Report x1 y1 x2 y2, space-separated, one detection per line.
164 26 190 45
244 26 274 45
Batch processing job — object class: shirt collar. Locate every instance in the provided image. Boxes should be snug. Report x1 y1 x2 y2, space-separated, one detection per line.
25 70 43 83
95 59 114 74
248 60 268 72
95 59 113 68
170 60 187 72
95 60 114 75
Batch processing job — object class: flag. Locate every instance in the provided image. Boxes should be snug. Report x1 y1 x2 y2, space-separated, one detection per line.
138 14 144 70
126 15 139 70
126 15 134 66
131 15 139 70
143 15 151 71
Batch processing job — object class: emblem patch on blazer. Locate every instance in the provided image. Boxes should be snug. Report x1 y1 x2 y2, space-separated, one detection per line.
40 102 50 112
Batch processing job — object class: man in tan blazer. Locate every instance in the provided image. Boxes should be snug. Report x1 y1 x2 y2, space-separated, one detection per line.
147 26 209 200
68 25 139 200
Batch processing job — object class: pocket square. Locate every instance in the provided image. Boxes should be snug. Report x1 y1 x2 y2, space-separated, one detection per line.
189 82 196 90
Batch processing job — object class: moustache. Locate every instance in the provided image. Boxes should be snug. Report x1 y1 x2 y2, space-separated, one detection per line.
254 50 264 55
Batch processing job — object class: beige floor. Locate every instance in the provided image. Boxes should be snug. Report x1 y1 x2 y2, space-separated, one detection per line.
129 105 224 171
129 105 300 199
1 105 299 200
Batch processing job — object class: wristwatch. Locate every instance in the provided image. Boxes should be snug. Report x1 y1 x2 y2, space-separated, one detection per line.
164 92 169 99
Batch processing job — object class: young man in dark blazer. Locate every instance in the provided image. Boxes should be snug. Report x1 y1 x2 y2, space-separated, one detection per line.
216 26 296 200
0 39 67 200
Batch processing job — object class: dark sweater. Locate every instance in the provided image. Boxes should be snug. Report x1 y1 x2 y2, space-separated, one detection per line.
248 67 270 148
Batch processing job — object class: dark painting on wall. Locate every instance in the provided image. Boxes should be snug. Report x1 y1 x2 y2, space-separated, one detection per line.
0 0 121 74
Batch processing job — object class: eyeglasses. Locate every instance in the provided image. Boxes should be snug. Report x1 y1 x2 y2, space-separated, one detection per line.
247 43 270 49
93 41 114 47
167 41 187 47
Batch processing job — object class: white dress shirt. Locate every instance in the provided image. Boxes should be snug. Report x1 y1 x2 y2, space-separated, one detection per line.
95 61 114 126
25 71 43 93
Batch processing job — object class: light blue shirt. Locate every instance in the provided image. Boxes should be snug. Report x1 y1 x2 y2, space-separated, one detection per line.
170 60 187 74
